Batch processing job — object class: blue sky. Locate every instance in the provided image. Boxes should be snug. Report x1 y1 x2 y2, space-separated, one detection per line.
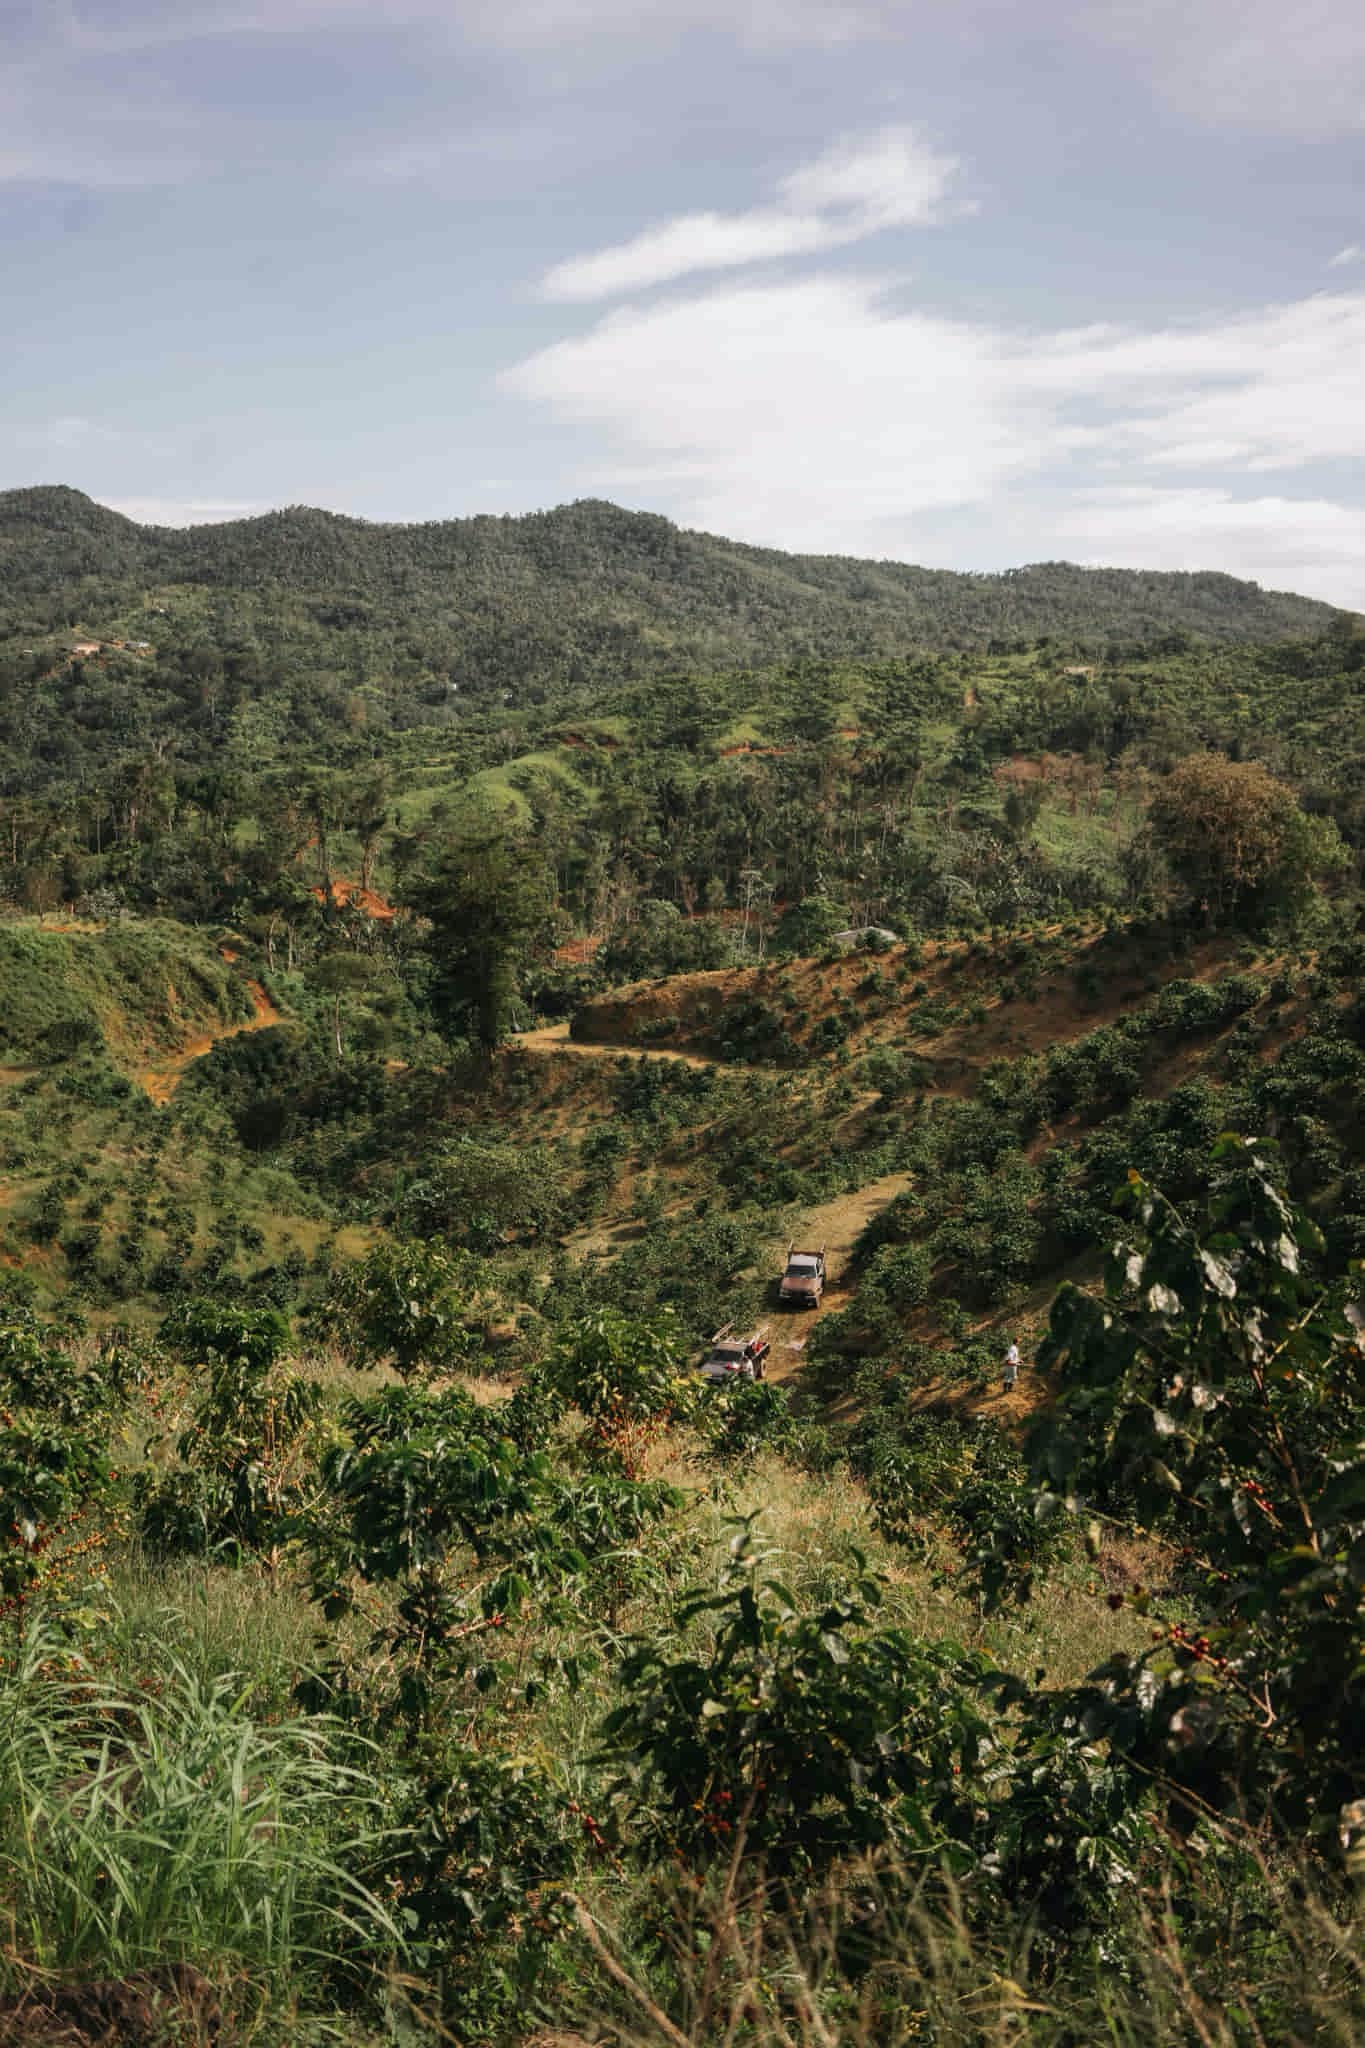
2 0 1362 602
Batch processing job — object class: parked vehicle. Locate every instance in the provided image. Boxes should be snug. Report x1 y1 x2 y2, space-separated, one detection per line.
700 1323 771 1382
779 1242 826 1308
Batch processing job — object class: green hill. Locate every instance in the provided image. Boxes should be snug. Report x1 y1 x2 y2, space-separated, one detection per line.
0 496 1363 2044
0 918 254 1066
1 484 1341 677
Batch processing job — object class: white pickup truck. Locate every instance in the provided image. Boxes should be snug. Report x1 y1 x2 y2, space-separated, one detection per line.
779 1244 826 1308
700 1325 771 1382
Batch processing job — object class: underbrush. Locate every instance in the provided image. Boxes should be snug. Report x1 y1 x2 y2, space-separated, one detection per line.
0 918 252 1066
571 1846 1365 2048
0 1624 398 2036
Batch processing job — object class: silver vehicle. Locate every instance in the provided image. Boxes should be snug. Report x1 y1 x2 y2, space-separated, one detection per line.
700 1323 771 1382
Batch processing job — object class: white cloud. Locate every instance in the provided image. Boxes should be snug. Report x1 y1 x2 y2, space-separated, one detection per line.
1026 294 1365 472
105 497 267 526
1329 244 1362 269
503 273 1365 602
1046 489 1364 604
541 211 850 303
539 127 963 301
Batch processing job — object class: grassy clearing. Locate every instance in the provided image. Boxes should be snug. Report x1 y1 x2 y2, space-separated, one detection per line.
703 1452 1152 1682
101 1554 327 1710
0 919 252 1065
470 749 594 806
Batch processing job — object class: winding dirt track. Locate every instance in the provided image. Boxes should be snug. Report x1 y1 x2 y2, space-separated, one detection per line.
137 980 282 1104
765 1171 912 1382
515 1021 923 1384
512 1020 717 1071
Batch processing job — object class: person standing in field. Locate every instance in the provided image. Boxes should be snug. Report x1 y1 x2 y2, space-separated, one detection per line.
1003 1340 1021 1392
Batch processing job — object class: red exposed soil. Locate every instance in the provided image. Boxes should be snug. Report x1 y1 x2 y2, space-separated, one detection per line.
555 729 620 749
137 979 282 1104
559 926 1243 1078
553 933 606 966
309 877 396 919
513 1020 715 1071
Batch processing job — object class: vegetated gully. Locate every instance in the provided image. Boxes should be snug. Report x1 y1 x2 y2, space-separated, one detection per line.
512 1020 910 1385
130 1001 911 1385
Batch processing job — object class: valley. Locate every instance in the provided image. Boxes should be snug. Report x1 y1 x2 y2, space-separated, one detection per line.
0 490 1361 2045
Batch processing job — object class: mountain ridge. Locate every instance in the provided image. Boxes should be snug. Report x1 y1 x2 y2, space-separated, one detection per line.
0 484 1343 657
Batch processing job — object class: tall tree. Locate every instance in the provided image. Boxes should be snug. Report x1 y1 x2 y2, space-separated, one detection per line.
1149 753 1343 928
405 810 555 1051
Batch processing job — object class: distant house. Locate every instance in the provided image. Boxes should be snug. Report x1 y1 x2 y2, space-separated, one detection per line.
127 640 154 653
69 639 101 658
1063 665 1096 679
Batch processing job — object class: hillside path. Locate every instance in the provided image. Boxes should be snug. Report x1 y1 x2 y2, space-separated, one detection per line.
137 980 281 1104
512 1020 717 1071
766 1171 911 1383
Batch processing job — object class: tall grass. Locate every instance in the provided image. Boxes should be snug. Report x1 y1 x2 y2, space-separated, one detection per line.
568 1849 1365 2048
0 1623 400 2003
103 1556 327 1716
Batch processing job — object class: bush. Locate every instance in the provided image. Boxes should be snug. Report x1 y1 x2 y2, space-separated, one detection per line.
700 1377 797 1464
136 1301 320 1561
601 1525 994 1875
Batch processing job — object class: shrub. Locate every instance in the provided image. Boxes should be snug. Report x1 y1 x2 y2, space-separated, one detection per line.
136 1301 320 1562
601 1524 995 1875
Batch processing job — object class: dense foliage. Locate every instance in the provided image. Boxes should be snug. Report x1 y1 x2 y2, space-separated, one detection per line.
0 502 1361 2043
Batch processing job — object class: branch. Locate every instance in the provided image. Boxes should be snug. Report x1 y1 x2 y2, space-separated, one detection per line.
570 1897 694 2048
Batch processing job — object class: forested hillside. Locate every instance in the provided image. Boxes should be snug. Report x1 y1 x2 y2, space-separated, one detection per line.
0 486 1341 740
0 504 1363 2045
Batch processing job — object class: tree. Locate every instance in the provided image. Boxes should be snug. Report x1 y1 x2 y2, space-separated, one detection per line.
399 1136 563 1251
137 1300 319 1565
1148 754 1342 928
774 893 848 955
309 948 382 1059
1029 1137 1365 1834
0 1302 118 1614
405 811 556 1052
349 765 391 893
312 1240 473 1381
299 771 348 902
540 1308 695 1475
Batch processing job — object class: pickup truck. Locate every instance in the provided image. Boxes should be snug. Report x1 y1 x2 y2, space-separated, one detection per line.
779 1243 826 1308
700 1324 771 1382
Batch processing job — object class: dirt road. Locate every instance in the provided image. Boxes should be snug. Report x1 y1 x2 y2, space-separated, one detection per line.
517 1021 914 1389
137 980 282 1104
765 1170 911 1383
512 1020 717 1071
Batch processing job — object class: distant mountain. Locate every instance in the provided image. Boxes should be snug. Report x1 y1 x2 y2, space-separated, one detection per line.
0 487 1342 678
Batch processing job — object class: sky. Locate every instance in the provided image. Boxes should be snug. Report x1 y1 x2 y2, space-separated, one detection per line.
1 1 1363 603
